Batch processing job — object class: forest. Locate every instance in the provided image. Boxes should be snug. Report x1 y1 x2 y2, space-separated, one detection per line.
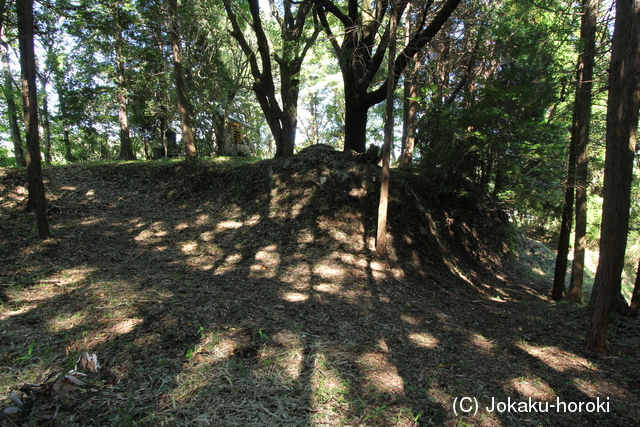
0 0 639 425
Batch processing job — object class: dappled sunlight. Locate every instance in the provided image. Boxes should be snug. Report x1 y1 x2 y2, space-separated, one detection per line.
100 317 144 334
55 266 96 286
312 261 346 280
313 282 342 294
282 292 309 302
266 330 305 381
368 259 389 281
194 213 210 225
289 192 313 218
174 222 189 231
400 314 421 325
250 244 281 278
216 220 243 230
468 333 496 353
408 332 440 348
199 230 215 242
334 252 368 269
0 304 39 321
510 375 555 401
309 351 349 425
295 229 315 244
47 311 87 333
78 217 105 226
572 378 628 399
134 221 168 242
1 267 96 322
515 342 597 373
180 241 198 254
188 255 217 271
213 253 244 274
358 351 405 395
279 261 312 287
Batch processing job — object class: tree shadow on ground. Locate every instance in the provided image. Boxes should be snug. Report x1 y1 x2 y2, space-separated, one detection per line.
0 160 638 426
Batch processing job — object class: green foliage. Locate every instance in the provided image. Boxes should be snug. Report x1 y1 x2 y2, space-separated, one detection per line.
0 147 16 167
415 0 592 231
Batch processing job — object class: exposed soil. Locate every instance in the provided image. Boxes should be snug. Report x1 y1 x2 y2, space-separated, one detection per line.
0 151 638 426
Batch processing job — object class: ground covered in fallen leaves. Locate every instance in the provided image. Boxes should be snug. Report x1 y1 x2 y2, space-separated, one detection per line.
1 150 639 426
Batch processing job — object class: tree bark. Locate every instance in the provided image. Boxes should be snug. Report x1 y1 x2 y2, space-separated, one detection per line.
115 29 136 161
631 257 640 309
376 0 399 256
17 0 49 238
552 163 575 300
39 75 52 166
586 0 640 352
64 126 72 162
400 54 420 170
169 0 197 160
568 0 599 303
1 38 25 167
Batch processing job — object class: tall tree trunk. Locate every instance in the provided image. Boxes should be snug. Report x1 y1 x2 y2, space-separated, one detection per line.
630 257 640 309
115 29 136 161
343 95 369 154
400 54 420 169
552 166 575 300
17 0 49 238
1 38 25 167
39 75 52 166
586 0 640 352
169 0 196 160
376 0 398 256
568 0 599 303
64 126 72 162
223 0 318 158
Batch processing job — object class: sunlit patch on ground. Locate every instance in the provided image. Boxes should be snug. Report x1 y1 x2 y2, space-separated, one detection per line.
469 333 496 353
516 342 597 372
408 332 440 348
216 220 243 230
48 311 88 333
510 375 556 401
282 292 309 302
572 378 629 399
358 352 405 395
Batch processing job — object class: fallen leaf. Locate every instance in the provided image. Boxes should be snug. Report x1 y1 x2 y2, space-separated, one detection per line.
76 352 100 373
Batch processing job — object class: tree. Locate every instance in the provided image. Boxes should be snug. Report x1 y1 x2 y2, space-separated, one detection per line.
554 0 599 301
416 0 572 222
114 7 136 161
631 257 640 310
399 4 423 170
223 0 319 157
313 0 462 153
1 34 25 167
552 136 576 300
0 0 25 167
168 0 197 160
39 74 52 165
17 0 49 238
567 0 599 303
586 0 640 353
376 0 399 256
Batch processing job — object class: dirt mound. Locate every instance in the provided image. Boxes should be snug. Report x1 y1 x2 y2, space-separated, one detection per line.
1 159 638 426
